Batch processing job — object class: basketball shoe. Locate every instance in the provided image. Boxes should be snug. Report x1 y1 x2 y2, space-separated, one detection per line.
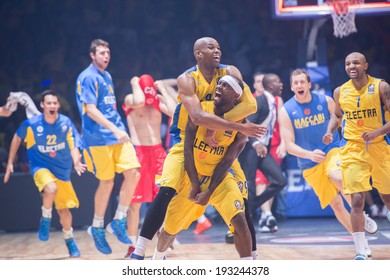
65 238 81 258
37 217 51 241
364 212 378 234
130 252 145 260
193 218 212 234
354 253 368 260
106 218 132 244
259 215 278 233
88 226 112 254
124 245 135 258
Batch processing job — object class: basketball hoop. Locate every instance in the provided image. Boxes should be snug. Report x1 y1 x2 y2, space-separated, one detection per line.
326 0 364 38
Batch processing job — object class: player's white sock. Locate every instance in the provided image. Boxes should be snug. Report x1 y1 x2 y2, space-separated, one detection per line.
252 250 258 260
63 228 74 239
114 204 128 220
41 206 52 219
352 232 366 255
197 214 207 223
240 256 253 260
92 214 104 228
133 236 151 257
152 247 167 260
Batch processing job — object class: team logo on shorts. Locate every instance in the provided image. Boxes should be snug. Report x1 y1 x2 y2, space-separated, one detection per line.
367 84 375 94
234 200 244 210
37 126 44 133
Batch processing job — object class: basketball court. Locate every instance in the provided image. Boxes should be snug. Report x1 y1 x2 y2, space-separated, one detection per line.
0 216 389 260
1 0 390 263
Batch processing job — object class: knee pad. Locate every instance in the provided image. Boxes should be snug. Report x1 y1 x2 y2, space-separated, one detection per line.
159 187 177 198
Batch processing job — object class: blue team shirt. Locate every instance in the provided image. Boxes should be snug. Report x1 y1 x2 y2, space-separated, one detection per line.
283 93 340 170
16 114 81 181
76 64 126 147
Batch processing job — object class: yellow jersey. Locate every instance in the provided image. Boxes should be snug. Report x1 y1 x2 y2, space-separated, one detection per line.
193 102 238 176
170 64 256 146
339 75 385 143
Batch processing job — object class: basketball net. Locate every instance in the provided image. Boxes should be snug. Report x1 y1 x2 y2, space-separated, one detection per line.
326 0 364 38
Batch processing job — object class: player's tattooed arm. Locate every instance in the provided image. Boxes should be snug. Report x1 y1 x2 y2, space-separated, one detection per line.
362 81 390 141
380 80 390 112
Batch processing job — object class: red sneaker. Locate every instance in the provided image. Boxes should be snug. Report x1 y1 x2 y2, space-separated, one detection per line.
193 218 212 234
124 245 135 258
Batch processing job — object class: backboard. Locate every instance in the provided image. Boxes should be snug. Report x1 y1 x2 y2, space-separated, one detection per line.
272 0 390 18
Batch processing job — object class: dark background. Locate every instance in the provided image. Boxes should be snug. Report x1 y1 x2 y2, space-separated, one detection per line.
0 0 389 165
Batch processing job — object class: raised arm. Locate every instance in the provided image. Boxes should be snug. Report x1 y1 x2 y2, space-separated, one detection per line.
155 80 178 117
123 76 145 110
177 73 265 138
161 78 178 88
161 79 179 101
4 134 22 183
0 106 12 117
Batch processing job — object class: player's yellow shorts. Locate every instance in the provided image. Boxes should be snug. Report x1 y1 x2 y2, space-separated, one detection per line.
164 172 245 235
159 142 186 192
34 169 79 209
340 140 390 195
160 142 248 198
83 141 140 180
302 148 340 209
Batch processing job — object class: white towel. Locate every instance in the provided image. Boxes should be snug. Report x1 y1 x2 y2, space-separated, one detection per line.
8 91 41 118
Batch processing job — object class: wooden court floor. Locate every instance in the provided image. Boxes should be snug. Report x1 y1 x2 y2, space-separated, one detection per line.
1 217 389 260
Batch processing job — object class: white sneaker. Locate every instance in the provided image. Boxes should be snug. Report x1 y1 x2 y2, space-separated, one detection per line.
259 216 278 233
152 247 167 260
364 212 378 234
354 253 368 260
364 245 372 257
